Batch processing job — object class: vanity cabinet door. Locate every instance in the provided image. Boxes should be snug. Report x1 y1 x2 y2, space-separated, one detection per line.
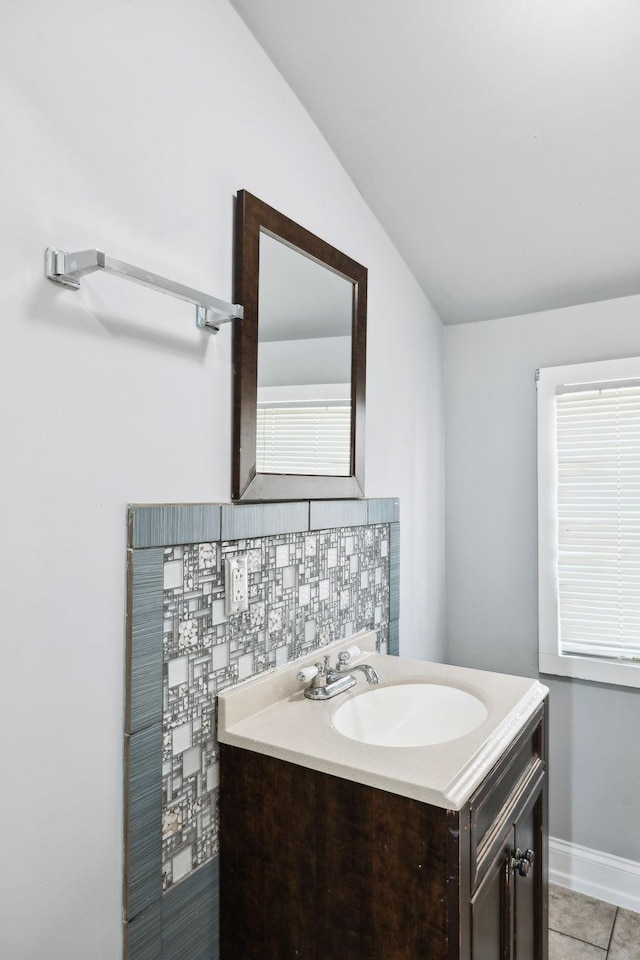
468 704 548 960
471 827 514 960
470 780 547 960
512 781 547 960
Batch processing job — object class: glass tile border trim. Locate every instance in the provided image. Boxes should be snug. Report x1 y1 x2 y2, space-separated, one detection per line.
125 900 161 960
368 497 400 525
125 724 163 921
389 523 400 622
389 618 399 657
309 499 368 530
221 501 309 540
125 859 219 960
162 858 219 960
129 499 399 548
126 549 164 734
130 505 221 550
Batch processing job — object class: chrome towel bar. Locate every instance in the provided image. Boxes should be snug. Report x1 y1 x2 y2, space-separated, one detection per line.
45 247 243 333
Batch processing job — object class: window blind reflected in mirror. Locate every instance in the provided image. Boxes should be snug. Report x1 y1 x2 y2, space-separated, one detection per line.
256 394 351 476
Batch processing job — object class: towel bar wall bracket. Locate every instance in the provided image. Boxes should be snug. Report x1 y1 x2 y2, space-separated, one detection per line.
45 247 244 334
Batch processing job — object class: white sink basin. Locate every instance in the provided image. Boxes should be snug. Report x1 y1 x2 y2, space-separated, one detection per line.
331 682 488 747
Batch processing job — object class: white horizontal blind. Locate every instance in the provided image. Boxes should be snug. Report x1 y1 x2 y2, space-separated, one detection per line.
555 381 640 661
256 402 351 476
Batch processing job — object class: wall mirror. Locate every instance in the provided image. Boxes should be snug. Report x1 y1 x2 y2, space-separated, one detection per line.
232 190 367 500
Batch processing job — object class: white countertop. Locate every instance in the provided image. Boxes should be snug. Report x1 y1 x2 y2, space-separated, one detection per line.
217 631 548 810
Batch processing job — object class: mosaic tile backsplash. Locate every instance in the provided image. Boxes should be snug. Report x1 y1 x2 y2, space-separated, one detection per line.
160 524 390 890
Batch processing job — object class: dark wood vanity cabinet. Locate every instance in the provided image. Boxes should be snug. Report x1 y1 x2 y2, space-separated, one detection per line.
220 702 548 960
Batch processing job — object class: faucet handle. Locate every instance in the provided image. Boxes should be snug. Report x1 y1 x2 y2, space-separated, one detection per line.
297 666 319 683
338 645 361 666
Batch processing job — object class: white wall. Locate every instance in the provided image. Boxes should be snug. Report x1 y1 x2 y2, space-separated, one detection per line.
10 0 639 942
258 336 351 386
444 294 640 862
0 2 444 958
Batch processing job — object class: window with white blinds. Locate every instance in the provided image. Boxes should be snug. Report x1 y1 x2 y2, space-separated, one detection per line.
538 357 640 688
256 401 351 476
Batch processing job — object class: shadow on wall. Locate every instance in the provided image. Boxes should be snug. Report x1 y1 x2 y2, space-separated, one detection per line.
28 266 214 361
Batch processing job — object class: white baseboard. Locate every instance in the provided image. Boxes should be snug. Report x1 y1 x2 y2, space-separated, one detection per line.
549 836 640 912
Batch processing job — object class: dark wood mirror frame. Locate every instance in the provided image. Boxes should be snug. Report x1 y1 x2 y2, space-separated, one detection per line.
232 190 367 501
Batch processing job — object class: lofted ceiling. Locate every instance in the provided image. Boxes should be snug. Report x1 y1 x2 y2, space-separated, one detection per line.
230 0 640 324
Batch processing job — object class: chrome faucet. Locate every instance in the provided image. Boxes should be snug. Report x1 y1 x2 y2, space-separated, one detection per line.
335 650 380 685
298 650 380 700
339 662 380 684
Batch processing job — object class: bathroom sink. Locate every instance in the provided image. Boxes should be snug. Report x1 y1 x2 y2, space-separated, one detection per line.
218 632 548 808
331 682 488 747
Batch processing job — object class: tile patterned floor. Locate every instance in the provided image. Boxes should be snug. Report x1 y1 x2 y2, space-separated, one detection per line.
550 885 640 959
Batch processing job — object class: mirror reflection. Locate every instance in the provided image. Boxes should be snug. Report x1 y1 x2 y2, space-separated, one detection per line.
257 232 354 476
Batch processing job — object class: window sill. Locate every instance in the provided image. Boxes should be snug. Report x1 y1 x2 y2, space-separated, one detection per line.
539 651 640 689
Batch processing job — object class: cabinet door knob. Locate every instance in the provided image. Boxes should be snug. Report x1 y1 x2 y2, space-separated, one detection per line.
511 848 535 877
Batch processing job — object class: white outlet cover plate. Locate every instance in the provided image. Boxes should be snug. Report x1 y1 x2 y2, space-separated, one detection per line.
224 555 249 615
